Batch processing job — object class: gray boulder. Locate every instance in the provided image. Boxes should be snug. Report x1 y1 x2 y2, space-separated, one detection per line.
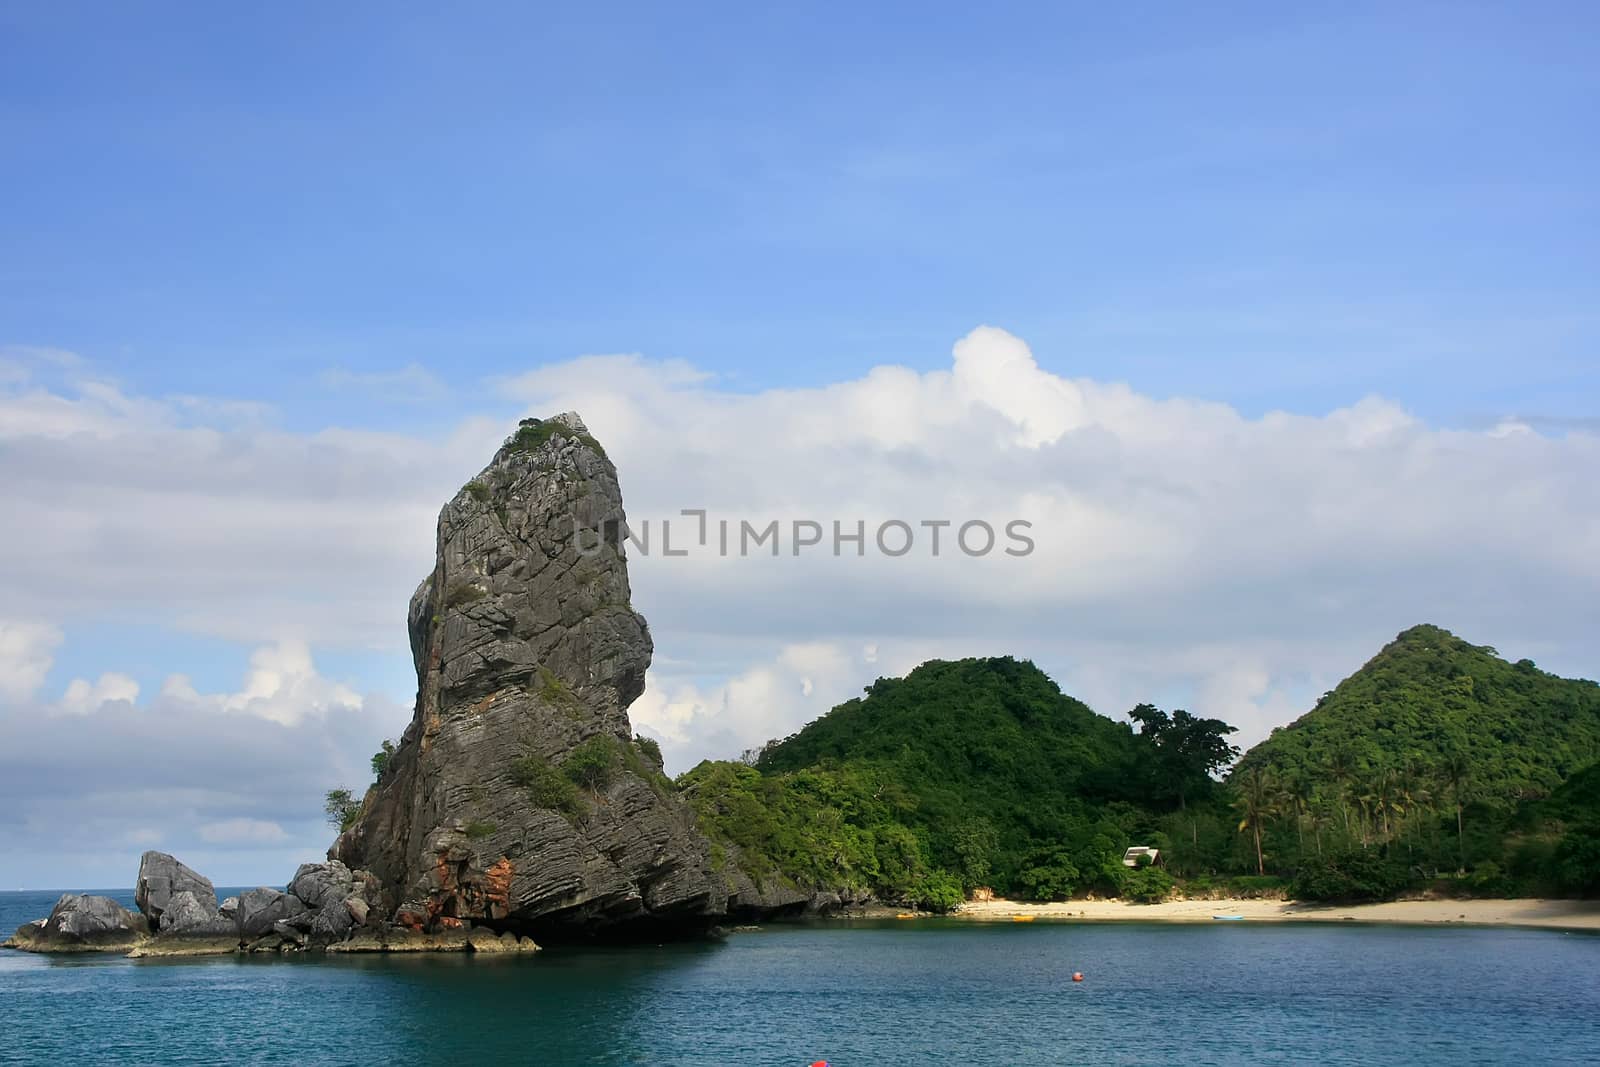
270 921 308 945
12 893 150 951
235 887 308 938
309 899 356 940
159 890 237 939
289 860 354 910
218 896 240 918
135 851 217 929
331 414 728 935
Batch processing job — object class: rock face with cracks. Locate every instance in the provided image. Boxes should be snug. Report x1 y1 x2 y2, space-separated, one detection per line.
1 416 821 959
135 851 216 930
331 414 730 936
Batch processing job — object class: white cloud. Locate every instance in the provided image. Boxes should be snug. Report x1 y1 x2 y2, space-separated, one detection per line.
631 643 866 769
58 672 140 716
0 633 411 887
2 328 1599 875
220 640 362 726
0 358 506 648
507 325 1600 766
0 620 61 703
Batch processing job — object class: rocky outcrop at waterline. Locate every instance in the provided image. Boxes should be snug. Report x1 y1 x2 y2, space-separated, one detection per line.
5 893 149 953
4 415 845 958
3 850 540 956
329 413 736 938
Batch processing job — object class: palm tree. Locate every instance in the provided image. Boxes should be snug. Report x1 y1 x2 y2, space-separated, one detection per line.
1327 748 1356 842
1278 769 1310 863
1441 751 1473 873
1373 767 1403 842
1307 793 1331 857
1354 780 1375 849
1396 760 1432 861
1234 765 1278 876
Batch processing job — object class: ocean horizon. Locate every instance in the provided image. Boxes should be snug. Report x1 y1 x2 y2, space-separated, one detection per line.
6 892 1599 1065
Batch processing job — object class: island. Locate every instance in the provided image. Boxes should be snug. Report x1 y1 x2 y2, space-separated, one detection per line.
7 415 1597 956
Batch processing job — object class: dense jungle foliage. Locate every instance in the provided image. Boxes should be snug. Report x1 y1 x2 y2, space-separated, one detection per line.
678 629 1600 909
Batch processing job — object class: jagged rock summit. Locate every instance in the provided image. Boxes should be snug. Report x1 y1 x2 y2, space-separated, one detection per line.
331 413 729 937
4 416 823 958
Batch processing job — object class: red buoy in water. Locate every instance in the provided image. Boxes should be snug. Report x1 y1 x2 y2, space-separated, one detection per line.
1072 971 1084 982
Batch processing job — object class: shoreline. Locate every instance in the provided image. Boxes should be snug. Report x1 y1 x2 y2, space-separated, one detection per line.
947 897 1600 931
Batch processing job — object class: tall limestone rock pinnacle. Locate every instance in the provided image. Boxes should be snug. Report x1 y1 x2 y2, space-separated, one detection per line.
332 413 728 935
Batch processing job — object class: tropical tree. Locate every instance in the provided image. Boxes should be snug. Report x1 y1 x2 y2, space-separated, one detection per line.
1327 747 1356 841
1354 779 1375 849
1307 792 1333 857
1373 767 1403 842
370 738 397 779
1234 765 1278 876
1395 760 1432 860
1441 750 1473 872
1129 704 1240 811
1278 768 1312 863
324 788 360 830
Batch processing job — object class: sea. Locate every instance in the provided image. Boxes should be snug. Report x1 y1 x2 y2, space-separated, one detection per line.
3 889 1598 1065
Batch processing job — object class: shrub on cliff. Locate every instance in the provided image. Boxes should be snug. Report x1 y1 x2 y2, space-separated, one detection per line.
510 753 578 812
565 735 621 796
634 734 663 767
324 789 361 831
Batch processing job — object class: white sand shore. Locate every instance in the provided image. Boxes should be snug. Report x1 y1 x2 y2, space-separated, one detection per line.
951 897 1600 931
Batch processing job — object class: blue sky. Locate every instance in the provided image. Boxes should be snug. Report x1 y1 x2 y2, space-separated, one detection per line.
1 2 1598 886
5 2 1596 426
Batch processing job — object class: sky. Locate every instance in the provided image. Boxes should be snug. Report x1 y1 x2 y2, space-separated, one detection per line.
1 2 1597 888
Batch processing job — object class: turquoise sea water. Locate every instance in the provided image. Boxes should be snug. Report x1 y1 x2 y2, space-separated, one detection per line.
3 890 1598 1065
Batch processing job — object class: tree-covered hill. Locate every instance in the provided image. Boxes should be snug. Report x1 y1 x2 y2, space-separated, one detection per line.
755 656 1145 808
1237 624 1600 805
680 657 1211 908
672 634 1600 909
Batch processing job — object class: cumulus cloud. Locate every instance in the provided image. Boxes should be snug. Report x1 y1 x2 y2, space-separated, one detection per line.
0 620 61 703
507 326 1600 763
159 639 363 726
0 351 506 648
58 672 140 716
1 328 1598 884
0 636 410 888
632 643 867 769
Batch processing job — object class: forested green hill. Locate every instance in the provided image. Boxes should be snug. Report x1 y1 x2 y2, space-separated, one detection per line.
677 632 1600 909
755 656 1144 808
1237 624 1600 804
681 657 1217 908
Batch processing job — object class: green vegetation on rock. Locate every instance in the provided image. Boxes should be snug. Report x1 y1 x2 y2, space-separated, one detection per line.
324 789 362 832
507 420 561 454
510 752 579 812
443 579 486 610
564 734 621 797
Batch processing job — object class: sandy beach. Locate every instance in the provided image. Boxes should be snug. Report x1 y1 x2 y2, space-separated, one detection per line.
950 897 1600 931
